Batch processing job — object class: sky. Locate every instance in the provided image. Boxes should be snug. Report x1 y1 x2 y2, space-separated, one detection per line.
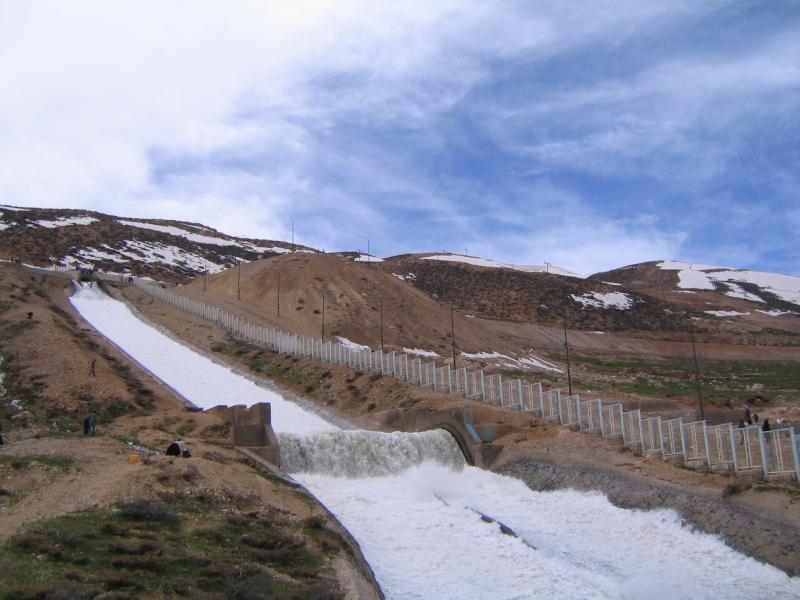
1 1 798 276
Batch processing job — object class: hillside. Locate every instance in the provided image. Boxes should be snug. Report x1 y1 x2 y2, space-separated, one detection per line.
381 253 694 334
591 260 800 344
180 252 536 362
2 205 799 351
0 205 312 282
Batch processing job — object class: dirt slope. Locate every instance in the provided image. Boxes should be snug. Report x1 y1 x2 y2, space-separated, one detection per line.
183 252 526 358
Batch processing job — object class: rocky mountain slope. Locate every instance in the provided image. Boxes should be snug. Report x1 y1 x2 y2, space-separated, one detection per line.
2 206 798 347
381 253 693 334
0 205 313 282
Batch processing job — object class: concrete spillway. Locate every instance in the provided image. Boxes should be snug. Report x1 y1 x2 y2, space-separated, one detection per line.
69 284 800 600
278 429 465 478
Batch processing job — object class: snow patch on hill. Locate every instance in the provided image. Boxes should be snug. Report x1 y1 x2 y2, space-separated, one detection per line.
403 348 439 358
354 254 384 263
722 282 765 303
420 254 584 278
336 336 370 352
571 291 634 310
705 310 749 318
757 309 795 317
117 219 242 246
32 216 98 228
461 351 562 373
59 240 226 273
658 261 800 305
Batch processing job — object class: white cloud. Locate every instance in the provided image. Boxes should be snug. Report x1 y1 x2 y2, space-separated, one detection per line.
0 0 795 276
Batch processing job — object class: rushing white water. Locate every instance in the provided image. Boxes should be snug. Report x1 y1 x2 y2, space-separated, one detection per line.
69 284 800 599
278 429 465 477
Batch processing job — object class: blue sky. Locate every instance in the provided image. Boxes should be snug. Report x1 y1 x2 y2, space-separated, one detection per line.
1 1 798 275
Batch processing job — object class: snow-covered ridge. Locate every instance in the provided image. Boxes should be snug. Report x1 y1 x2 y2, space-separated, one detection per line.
571 291 634 310
420 254 584 278
59 240 226 274
116 219 294 254
657 261 800 306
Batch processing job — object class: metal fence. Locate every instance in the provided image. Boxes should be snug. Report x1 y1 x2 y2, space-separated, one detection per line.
131 278 800 482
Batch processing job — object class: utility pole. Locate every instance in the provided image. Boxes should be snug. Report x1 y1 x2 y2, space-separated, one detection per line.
545 261 551 274
380 296 384 352
237 262 241 300
563 319 573 397
203 269 207 292
291 218 295 252
690 326 706 420
322 288 325 342
276 271 281 318
321 287 326 340
358 235 370 265
450 304 457 369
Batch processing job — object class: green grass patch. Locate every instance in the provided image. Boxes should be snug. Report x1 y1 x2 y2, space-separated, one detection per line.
0 495 343 600
572 355 800 403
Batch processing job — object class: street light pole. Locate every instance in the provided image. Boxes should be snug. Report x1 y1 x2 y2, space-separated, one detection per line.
237 262 241 300
276 270 281 318
321 287 325 340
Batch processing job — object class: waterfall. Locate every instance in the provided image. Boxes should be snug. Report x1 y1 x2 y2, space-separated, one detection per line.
279 429 466 477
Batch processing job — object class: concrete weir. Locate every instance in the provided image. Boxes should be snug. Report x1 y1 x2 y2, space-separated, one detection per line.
376 406 503 469
208 402 502 472
207 402 281 466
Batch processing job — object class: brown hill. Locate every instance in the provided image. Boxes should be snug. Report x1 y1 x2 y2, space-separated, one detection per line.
380 254 693 334
182 252 533 360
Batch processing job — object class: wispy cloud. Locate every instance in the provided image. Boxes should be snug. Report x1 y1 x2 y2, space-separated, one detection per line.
1 1 798 274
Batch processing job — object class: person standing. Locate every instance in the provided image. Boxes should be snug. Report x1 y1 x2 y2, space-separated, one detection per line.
90 359 96 377
743 401 752 425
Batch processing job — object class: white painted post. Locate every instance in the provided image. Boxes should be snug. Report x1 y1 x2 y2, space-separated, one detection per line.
702 421 712 468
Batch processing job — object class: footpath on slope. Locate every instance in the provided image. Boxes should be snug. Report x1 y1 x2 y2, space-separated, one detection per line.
117 281 800 576
0 264 382 599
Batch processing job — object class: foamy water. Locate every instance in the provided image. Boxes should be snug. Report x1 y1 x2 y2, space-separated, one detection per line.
69 284 334 434
70 284 800 599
